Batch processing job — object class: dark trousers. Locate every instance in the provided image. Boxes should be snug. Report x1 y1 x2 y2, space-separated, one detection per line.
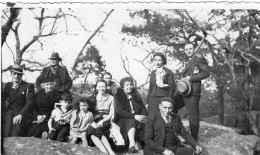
3 109 28 137
174 146 195 155
48 123 70 142
173 93 200 141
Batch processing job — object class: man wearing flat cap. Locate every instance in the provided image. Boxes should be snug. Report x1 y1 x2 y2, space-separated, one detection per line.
173 41 210 141
36 52 72 93
2 64 36 137
144 97 202 155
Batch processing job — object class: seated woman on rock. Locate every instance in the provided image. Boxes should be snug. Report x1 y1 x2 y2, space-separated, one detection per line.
87 79 115 155
27 77 61 138
115 77 148 153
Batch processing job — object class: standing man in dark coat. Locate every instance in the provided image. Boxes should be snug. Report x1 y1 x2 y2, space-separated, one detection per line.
173 41 210 141
36 52 72 93
144 97 202 155
2 64 36 137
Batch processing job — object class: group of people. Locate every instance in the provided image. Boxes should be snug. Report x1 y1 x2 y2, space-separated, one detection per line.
2 41 210 155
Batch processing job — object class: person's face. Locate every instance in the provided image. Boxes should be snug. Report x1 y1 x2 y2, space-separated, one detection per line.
185 44 195 58
103 74 112 84
96 81 107 95
154 56 164 68
11 72 22 83
80 102 89 112
60 100 70 109
123 81 134 94
44 82 54 92
159 101 173 117
50 59 60 66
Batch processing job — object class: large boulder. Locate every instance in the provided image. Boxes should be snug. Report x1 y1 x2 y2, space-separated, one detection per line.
203 112 260 135
3 137 107 155
3 121 260 155
182 120 260 155
3 137 144 155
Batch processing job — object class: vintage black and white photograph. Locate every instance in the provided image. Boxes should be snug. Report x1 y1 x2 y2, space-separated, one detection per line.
1 1 260 154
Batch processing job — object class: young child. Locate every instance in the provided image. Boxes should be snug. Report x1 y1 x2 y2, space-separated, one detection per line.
47 93 73 142
70 97 93 146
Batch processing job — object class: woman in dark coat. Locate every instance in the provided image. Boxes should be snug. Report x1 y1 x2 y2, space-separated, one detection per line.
27 77 61 138
146 52 175 114
115 77 148 153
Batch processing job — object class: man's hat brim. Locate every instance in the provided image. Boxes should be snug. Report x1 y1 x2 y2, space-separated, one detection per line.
9 64 24 74
177 78 191 96
10 69 24 74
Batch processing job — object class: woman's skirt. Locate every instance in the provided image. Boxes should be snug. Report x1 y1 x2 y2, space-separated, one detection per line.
116 118 144 146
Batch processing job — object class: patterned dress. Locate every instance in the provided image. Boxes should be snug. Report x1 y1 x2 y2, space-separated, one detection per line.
87 94 115 139
70 110 93 138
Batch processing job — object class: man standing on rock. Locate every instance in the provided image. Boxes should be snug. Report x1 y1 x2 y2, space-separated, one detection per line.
36 52 72 93
173 41 210 141
2 64 35 137
144 97 202 155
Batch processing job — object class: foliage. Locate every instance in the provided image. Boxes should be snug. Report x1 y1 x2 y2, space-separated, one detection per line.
73 45 106 94
76 45 106 76
121 9 260 131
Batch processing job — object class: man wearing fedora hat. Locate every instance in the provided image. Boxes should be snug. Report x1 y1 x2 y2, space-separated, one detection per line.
173 42 210 141
36 52 72 93
2 64 36 137
144 97 202 155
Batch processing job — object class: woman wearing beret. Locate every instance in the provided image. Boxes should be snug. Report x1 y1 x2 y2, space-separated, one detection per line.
115 77 148 153
146 52 175 114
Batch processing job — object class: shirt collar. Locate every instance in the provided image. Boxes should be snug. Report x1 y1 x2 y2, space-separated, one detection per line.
161 114 171 122
12 80 22 86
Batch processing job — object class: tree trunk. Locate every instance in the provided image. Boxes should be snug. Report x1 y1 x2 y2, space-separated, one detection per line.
1 8 21 47
217 79 224 125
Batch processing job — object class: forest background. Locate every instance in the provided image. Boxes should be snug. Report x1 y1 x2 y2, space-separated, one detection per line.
1 4 260 137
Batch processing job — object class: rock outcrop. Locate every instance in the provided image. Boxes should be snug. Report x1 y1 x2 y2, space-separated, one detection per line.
183 120 260 155
3 121 260 155
3 137 107 155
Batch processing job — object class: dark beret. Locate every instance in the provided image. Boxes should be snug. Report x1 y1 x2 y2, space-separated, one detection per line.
160 97 175 105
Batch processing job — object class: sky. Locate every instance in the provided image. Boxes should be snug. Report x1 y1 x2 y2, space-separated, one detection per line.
1 8 157 86
1 1 260 89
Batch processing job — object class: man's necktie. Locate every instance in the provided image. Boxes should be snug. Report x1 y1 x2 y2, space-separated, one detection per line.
12 84 19 89
166 115 171 124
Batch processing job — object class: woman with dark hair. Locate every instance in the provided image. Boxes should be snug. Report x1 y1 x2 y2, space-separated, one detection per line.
101 72 118 95
146 52 175 114
87 79 115 155
115 77 148 153
27 77 61 138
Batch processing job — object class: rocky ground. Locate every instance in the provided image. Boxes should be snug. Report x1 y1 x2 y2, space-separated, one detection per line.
3 121 260 155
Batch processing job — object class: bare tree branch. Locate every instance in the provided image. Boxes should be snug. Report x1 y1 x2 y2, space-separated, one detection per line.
20 8 45 57
120 54 133 77
60 9 69 34
60 10 90 32
244 52 260 64
23 59 49 68
71 9 114 80
5 42 15 63
49 9 61 34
